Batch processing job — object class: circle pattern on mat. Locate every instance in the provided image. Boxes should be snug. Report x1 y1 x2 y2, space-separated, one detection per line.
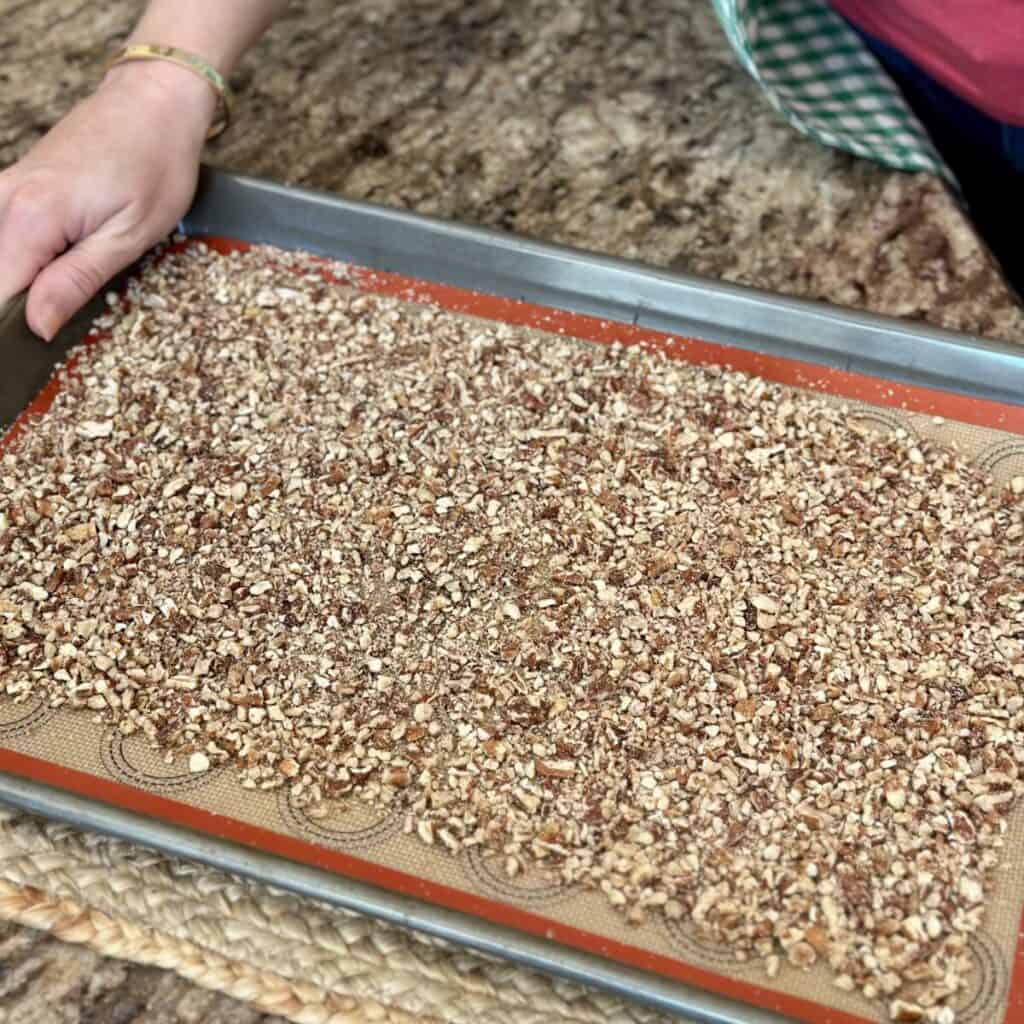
845 407 918 442
953 930 1007 1023
973 439 1024 482
276 786 401 849
662 913 761 974
463 847 572 906
0 696 56 740
101 726 223 792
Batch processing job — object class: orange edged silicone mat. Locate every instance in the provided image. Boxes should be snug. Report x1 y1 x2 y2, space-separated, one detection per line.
2 168 1024 1024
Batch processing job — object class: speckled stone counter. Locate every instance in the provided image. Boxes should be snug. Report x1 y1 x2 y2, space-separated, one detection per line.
0 920 285 1024
2 0 1023 1019
4 0 1024 345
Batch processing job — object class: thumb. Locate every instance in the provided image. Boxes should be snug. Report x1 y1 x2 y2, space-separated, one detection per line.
25 220 148 341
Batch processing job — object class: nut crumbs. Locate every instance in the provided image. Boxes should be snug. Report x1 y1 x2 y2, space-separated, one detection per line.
1 242 1022 1022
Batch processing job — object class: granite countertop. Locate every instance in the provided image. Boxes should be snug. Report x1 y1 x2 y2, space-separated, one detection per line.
1 0 1023 1020
5 0 1024 346
0 920 281 1024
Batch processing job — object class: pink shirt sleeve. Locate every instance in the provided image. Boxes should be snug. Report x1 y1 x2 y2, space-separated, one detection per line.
829 1 1024 125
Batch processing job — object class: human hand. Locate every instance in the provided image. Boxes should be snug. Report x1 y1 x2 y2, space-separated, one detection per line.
0 60 215 341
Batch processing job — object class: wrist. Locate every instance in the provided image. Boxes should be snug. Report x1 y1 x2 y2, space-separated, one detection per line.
99 58 218 137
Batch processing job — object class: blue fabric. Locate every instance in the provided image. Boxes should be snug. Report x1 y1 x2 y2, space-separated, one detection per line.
852 28 1024 173
846 23 1024 299
1003 124 1024 177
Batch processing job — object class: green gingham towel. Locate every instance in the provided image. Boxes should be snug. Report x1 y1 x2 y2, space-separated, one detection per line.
711 0 954 183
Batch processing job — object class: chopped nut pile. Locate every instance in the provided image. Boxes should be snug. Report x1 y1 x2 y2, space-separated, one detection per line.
2 242 1023 1022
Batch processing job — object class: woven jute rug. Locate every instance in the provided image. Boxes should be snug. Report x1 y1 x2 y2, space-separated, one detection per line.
0 807 671 1024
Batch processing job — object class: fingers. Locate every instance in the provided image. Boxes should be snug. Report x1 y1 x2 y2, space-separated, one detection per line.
25 217 148 341
0 182 72 313
0 172 14 216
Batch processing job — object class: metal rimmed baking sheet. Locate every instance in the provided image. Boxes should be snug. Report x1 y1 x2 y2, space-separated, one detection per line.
1 168 1023 1024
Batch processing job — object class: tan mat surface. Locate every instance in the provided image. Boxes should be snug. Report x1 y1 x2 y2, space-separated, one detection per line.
0 807 674 1024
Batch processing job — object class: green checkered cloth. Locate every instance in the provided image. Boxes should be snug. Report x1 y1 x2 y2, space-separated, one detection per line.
711 0 954 183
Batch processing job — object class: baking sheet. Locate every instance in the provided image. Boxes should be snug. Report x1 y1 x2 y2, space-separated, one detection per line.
1 168 1024 1024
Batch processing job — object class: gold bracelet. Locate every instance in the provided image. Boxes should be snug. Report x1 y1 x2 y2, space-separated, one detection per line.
104 44 234 140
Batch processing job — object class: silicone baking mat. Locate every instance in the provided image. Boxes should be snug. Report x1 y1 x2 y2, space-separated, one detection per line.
1 232 1023 1024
